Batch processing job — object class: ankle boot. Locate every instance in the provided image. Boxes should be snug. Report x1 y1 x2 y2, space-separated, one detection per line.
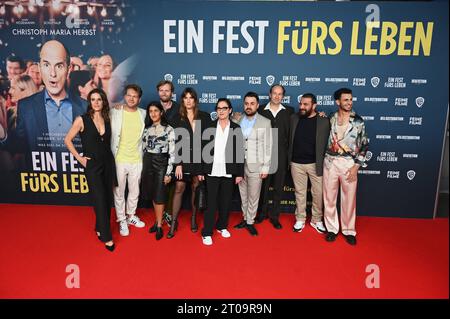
191 209 198 233
156 227 163 240
167 217 178 239
149 222 157 233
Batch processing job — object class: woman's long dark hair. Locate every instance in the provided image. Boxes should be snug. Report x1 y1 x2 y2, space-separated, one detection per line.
179 87 199 121
145 101 169 128
86 88 110 122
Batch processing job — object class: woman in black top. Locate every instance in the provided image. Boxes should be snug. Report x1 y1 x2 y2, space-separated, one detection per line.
65 88 116 252
168 87 211 238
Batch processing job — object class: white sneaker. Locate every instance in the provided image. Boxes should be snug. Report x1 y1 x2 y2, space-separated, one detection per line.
202 236 213 246
310 221 326 233
127 215 145 228
119 220 129 236
217 229 231 238
293 220 305 232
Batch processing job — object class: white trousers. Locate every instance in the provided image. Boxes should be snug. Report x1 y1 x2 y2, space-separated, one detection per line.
114 162 143 222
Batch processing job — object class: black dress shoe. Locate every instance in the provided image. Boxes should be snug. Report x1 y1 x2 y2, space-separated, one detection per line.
156 227 163 240
246 224 258 236
149 223 157 233
344 235 357 245
105 243 115 252
270 219 282 229
166 231 175 239
234 220 247 229
326 232 337 242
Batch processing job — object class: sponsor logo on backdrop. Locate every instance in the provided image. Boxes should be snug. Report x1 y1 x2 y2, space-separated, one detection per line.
380 116 404 122
164 73 173 82
365 151 373 161
226 95 241 100
384 77 406 88
409 117 422 125
222 76 245 81
407 170 416 181
364 97 389 103
403 154 419 159
210 112 218 121
305 77 320 83
358 170 381 175
353 78 366 86
199 93 217 104
178 74 198 85
266 75 275 86
325 77 348 83
415 97 425 108
297 95 303 103
397 135 420 140
202 75 218 81
316 95 334 106
394 98 408 107
371 77 380 88
387 171 400 179
411 79 427 85
249 76 261 85
377 152 398 162
362 116 375 121
280 75 300 87
376 135 392 140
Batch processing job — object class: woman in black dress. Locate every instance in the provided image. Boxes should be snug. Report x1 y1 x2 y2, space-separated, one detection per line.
168 87 211 238
65 88 116 251
141 101 175 240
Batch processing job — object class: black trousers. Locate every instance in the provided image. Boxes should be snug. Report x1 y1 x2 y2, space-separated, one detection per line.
258 161 287 221
85 161 113 242
202 176 234 237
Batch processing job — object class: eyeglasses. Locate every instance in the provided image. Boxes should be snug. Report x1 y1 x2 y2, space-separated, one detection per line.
216 107 229 112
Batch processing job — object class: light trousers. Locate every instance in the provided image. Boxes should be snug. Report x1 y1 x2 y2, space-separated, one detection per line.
323 156 357 236
114 162 143 222
238 165 264 225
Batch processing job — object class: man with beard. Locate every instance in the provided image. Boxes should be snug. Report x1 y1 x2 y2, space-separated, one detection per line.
233 92 272 236
288 93 330 234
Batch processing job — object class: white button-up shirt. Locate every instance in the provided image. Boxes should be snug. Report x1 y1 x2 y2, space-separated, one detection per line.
264 102 286 118
209 121 232 178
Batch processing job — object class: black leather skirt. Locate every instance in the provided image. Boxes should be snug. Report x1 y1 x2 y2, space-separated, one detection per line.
141 152 169 204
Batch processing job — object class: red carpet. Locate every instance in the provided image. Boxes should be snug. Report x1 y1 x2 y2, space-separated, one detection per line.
0 203 448 299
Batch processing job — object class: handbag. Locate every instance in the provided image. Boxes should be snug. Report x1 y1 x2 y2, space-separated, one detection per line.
195 181 207 211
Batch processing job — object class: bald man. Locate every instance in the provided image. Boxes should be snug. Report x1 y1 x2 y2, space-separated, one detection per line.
0 40 86 156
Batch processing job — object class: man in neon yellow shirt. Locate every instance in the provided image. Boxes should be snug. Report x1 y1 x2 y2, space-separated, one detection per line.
110 84 146 236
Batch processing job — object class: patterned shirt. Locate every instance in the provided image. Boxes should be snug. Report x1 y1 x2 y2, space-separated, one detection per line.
326 111 369 167
142 124 176 176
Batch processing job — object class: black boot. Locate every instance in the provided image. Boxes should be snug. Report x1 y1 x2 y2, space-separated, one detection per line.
191 208 198 233
149 222 157 233
167 216 178 239
156 227 163 240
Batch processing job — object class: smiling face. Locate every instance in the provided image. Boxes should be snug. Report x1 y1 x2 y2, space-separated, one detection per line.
27 64 42 86
124 88 140 109
149 105 162 124
96 55 113 80
39 40 69 100
337 93 353 113
158 83 173 103
269 85 284 106
299 97 316 118
90 92 104 112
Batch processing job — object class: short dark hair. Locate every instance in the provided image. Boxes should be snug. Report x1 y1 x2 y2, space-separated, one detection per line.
215 98 232 111
156 80 174 93
334 88 352 100
269 84 285 95
300 93 317 105
244 91 259 103
124 84 143 98
6 55 26 70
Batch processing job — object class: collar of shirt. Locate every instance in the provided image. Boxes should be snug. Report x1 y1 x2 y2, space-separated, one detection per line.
44 89 70 106
264 102 285 117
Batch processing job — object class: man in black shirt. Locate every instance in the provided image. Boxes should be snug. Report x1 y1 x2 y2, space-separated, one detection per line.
288 93 330 234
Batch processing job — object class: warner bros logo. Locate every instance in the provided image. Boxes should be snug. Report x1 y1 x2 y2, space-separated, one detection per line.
407 170 416 181
266 75 275 86
365 151 373 161
164 73 173 82
371 77 380 88
415 97 425 108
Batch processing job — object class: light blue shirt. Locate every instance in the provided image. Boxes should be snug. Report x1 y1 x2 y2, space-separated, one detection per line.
44 90 73 151
240 114 257 139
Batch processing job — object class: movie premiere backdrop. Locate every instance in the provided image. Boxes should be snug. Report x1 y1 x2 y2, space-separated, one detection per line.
0 0 448 218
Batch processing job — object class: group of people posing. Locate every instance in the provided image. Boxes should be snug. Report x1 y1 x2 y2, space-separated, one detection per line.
65 79 369 252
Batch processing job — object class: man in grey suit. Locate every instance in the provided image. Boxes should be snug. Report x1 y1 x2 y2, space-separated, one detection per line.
234 92 272 236
288 93 330 234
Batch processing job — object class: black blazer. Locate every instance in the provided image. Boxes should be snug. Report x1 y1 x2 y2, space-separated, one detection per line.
258 103 294 171
172 110 212 175
288 113 331 176
201 120 245 177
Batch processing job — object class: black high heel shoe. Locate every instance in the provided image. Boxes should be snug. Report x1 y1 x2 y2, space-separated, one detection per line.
105 243 115 252
166 219 178 239
149 222 157 233
156 227 163 240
